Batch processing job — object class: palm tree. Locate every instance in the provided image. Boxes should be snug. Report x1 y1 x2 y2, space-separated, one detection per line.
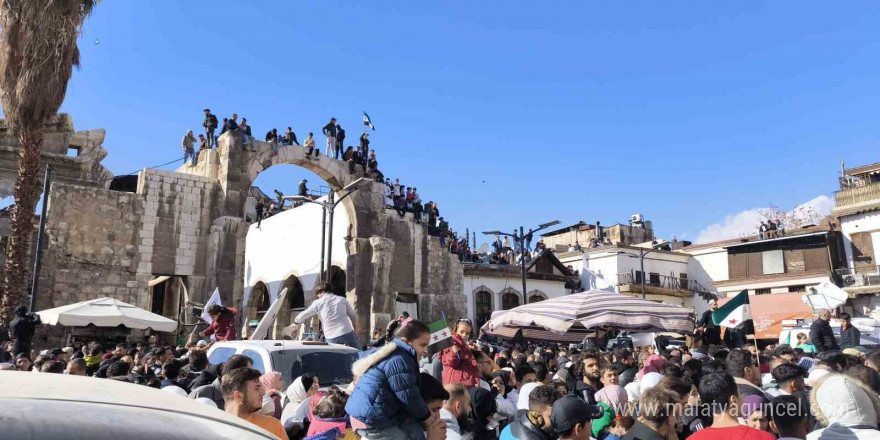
0 0 99 325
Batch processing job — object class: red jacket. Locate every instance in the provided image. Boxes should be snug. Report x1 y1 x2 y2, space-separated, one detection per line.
440 334 480 387
202 307 237 341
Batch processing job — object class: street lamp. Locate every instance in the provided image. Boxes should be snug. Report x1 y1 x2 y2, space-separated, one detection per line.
286 177 367 284
483 220 560 305
636 241 666 299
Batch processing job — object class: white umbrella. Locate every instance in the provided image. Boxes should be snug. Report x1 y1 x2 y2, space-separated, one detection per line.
37 297 178 332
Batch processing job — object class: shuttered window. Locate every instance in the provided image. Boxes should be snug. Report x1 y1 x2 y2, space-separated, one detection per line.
729 253 748 279
803 247 830 272
747 252 764 278
784 249 805 273
851 232 875 274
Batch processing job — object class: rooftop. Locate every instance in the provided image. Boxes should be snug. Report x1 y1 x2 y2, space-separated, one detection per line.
680 219 834 251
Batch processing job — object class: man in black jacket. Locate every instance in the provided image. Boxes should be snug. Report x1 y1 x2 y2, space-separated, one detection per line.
322 117 337 158
611 348 637 388
9 305 40 356
335 124 345 160
838 312 861 350
809 309 839 352
500 385 561 440
697 299 722 347
203 109 218 148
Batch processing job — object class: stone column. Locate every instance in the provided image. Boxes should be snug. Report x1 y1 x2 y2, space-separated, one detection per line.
367 236 395 342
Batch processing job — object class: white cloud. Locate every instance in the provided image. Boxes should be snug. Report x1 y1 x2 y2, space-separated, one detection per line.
694 195 833 244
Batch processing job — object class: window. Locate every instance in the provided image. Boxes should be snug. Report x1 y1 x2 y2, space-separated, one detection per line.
67 147 79 157
762 250 784 275
502 293 520 310
474 290 492 327
242 349 265 373
679 273 689 290
788 285 806 293
649 273 660 286
755 288 771 295
634 271 643 283
271 351 358 388
208 347 236 366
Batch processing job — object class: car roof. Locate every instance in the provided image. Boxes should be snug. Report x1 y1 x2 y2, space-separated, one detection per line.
0 372 277 439
210 340 361 353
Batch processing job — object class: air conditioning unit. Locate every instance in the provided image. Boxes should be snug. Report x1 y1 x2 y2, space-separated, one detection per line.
631 214 644 223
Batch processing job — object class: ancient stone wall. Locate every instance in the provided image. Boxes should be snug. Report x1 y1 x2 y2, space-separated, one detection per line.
39 184 145 310
17 119 468 347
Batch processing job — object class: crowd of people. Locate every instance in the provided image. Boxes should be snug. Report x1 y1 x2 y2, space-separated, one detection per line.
3 296 880 440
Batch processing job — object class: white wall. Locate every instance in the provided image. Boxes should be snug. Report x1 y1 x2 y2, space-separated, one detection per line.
683 247 729 294
462 275 566 323
839 211 880 269
242 194 351 308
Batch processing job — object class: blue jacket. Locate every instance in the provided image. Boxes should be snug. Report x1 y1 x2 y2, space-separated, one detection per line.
344 338 430 429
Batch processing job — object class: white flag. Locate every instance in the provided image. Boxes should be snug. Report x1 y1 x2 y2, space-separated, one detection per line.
201 288 222 325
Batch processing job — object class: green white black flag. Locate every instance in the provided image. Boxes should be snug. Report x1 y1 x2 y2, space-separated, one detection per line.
363 111 375 131
426 317 453 356
712 290 751 329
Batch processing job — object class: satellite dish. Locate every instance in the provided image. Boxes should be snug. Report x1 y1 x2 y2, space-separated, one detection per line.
476 243 489 254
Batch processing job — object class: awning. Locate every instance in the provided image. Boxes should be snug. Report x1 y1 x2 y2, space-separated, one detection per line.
719 292 815 339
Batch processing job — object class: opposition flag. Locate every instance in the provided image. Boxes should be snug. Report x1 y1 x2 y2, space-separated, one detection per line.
426 317 453 356
712 290 751 329
201 288 222 325
363 111 375 131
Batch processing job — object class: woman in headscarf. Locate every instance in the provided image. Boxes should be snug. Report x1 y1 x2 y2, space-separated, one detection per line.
637 355 667 381
469 387 498 440
259 371 284 418
490 370 517 418
595 384 628 416
280 374 319 426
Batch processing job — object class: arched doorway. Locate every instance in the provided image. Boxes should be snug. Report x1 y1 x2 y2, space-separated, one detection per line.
527 291 547 303
275 275 305 338
501 291 520 310
245 281 270 338
474 289 493 328
329 265 346 297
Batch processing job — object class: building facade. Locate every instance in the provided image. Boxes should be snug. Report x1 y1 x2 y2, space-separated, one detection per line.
539 216 654 252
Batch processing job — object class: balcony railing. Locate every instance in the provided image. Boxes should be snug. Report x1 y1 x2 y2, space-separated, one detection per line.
836 266 880 288
616 272 714 297
835 183 880 208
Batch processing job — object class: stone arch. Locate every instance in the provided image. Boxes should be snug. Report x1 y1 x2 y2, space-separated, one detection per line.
473 286 494 328
244 281 270 338
328 265 346 296
500 287 522 310
527 290 547 303
274 273 305 338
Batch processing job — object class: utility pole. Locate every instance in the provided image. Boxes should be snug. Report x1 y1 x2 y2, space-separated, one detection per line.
483 220 559 307
28 165 52 313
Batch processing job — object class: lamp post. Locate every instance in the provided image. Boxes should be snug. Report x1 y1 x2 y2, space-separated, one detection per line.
638 242 665 299
483 220 560 305
287 178 367 285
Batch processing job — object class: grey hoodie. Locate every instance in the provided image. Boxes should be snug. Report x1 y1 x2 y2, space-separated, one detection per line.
808 374 880 440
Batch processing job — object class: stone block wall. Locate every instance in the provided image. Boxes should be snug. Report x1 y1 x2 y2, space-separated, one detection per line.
40 184 145 310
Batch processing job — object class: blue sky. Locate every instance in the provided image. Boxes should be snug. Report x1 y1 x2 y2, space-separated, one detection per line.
56 2 880 244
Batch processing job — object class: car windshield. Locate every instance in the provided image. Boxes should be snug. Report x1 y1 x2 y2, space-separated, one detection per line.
271 350 359 388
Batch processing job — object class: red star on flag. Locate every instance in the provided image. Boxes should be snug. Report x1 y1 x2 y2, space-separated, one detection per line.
441 330 448 338
433 334 439 341
728 319 737 325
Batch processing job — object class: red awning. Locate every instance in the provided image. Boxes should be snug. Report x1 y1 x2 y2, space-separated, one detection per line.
719 292 815 339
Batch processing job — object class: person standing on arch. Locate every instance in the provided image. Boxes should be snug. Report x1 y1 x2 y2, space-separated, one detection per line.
335 124 345 160
322 117 337 158
292 284 360 348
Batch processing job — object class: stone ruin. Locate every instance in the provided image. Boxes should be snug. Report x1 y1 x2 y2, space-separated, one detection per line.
0 115 468 345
